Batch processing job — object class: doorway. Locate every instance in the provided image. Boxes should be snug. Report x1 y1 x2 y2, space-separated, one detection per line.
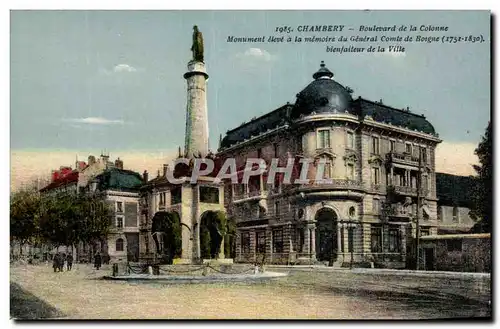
315 208 338 262
424 247 435 271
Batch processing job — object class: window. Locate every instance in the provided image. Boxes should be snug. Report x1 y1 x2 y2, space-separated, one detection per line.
241 232 251 253
323 159 332 179
347 131 354 149
116 216 124 228
437 206 442 221
317 129 331 149
199 186 220 204
116 201 123 213
388 228 401 252
372 136 380 154
171 186 182 205
371 225 383 252
390 140 396 152
145 235 149 253
405 143 412 154
272 229 284 253
116 238 124 252
452 207 459 222
273 143 279 157
275 201 280 217
372 199 380 215
347 164 355 180
255 231 266 254
420 228 430 237
372 167 380 185
421 147 427 163
349 207 356 218
447 239 462 252
340 227 345 252
159 193 165 207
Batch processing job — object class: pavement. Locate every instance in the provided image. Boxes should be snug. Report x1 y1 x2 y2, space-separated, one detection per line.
10 263 492 320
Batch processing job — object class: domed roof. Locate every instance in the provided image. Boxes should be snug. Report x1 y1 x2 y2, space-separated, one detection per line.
291 61 354 119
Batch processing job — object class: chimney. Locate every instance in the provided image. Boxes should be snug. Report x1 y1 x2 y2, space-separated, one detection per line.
163 164 169 177
143 170 149 183
114 157 124 170
88 155 96 165
51 170 60 182
77 161 87 171
100 153 110 163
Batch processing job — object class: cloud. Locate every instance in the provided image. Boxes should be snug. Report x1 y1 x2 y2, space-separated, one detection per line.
99 64 142 75
113 64 138 73
236 48 277 62
62 117 125 125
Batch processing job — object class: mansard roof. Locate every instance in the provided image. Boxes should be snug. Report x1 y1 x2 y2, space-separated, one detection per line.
95 168 143 192
219 104 292 149
352 98 436 135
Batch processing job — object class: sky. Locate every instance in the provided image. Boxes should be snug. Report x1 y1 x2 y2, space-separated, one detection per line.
10 10 490 190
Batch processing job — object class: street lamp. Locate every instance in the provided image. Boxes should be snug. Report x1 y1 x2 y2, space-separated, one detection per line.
345 221 359 269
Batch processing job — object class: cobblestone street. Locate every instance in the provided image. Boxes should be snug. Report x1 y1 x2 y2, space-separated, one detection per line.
10 264 491 320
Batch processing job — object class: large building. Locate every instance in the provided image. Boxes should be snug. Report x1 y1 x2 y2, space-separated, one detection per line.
217 62 442 268
39 154 143 263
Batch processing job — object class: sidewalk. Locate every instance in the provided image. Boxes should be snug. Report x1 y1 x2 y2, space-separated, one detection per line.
266 265 490 279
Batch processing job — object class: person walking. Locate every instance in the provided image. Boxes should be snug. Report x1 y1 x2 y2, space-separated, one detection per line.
66 253 73 271
58 253 65 272
94 252 102 270
52 253 60 272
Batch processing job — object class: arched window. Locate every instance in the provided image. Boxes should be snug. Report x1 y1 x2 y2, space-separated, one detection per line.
116 238 124 252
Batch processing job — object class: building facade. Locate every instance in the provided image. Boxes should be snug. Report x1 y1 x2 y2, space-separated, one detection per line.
217 62 442 268
39 155 143 263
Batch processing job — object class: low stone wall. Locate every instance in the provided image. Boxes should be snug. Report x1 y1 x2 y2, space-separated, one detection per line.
113 262 255 277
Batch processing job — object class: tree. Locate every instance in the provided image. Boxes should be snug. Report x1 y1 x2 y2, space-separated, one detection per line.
10 188 41 255
471 121 492 233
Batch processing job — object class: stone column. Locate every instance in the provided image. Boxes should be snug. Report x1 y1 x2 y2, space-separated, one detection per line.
337 225 342 256
310 226 316 257
218 236 225 259
183 60 209 158
196 223 201 259
390 166 394 185
303 226 310 255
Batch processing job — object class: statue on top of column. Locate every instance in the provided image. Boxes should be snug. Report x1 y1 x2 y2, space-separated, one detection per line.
191 25 204 62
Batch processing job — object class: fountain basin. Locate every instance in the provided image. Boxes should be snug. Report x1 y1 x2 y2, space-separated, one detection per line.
103 271 287 284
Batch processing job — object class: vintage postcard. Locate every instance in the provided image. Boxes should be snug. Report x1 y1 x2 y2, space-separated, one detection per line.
9 9 491 320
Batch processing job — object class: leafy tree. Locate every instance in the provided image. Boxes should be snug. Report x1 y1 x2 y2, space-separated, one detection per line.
11 189 113 255
470 121 492 233
10 188 41 254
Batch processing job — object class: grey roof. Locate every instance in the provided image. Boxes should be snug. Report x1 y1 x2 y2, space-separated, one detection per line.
220 104 292 149
95 168 143 192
